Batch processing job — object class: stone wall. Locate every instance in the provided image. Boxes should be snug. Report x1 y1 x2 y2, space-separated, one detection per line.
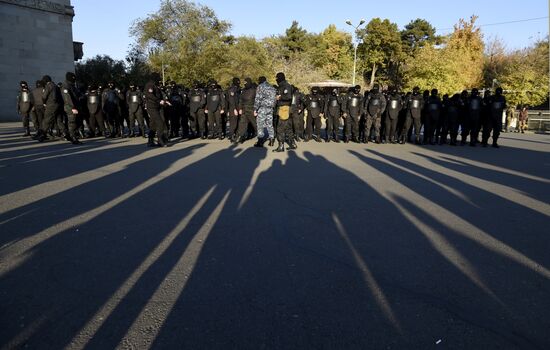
0 0 75 121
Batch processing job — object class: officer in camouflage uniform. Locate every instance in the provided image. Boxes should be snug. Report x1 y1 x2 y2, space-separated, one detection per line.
253 76 276 147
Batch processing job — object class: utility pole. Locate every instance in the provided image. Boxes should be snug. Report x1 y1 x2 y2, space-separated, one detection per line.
346 19 366 86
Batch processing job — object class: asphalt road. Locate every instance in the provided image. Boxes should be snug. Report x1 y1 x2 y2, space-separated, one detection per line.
0 122 549 349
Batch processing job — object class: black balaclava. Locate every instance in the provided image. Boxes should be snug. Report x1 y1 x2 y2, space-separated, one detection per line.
412 86 420 95
354 85 361 94
372 84 380 94
130 84 136 91
431 89 438 97
244 78 253 89
193 80 200 89
471 88 479 97
108 81 115 89
66 72 76 84
332 88 338 96
42 75 52 84
232 77 241 87
258 76 267 84
20 81 28 90
495 87 503 96
36 80 43 88
276 72 285 85
312 87 319 95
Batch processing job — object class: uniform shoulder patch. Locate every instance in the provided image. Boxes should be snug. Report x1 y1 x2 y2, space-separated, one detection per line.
63 89 68 94
148 88 153 93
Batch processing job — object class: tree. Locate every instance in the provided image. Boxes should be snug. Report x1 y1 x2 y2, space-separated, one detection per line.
401 18 441 55
75 55 127 89
125 44 152 87
404 16 484 94
271 55 328 92
483 36 508 88
446 16 484 90
356 18 404 88
281 21 315 58
312 24 354 81
214 36 273 85
500 39 549 108
130 0 231 85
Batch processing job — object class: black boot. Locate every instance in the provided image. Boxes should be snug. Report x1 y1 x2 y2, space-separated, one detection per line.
254 137 265 147
268 138 275 147
23 127 31 137
288 139 297 150
273 140 285 152
375 136 381 144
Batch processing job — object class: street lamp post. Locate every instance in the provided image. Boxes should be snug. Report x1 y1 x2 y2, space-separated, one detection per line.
346 19 365 86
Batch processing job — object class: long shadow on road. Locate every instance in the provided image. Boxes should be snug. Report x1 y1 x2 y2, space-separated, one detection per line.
0 145 549 349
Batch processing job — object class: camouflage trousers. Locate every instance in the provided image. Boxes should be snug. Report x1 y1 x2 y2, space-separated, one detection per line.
256 108 274 139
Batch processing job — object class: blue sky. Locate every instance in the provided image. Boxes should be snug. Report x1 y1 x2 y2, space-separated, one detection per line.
72 0 549 61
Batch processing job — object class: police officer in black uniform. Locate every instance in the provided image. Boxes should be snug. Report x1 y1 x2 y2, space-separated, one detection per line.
102 81 121 137
423 88 442 145
17 81 34 136
237 78 257 143
205 79 226 139
31 80 45 135
166 81 184 138
400 86 423 144
226 77 241 142
127 83 146 137
289 85 304 141
467 88 483 146
482 87 506 148
188 81 207 139
363 84 386 143
440 93 461 145
86 84 106 137
324 88 343 142
384 87 403 143
274 72 295 152
144 73 168 147
343 85 363 143
303 86 324 142
35 75 63 142
60 72 82 144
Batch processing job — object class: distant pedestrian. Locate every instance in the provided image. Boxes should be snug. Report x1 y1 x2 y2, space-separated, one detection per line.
519 106 528 133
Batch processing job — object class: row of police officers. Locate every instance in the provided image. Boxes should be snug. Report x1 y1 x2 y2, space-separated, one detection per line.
17 72 506 149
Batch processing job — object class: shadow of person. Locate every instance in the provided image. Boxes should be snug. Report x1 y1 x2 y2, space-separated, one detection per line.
147 150 548 349
1 145 549 349
0 143 268 350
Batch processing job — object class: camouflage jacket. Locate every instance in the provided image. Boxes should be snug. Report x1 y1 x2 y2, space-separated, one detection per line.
254 82 276 111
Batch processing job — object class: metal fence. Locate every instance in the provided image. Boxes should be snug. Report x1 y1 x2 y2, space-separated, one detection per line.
527 111 550 133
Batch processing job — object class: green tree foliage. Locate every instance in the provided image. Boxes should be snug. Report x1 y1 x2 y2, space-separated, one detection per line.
123 1 543 99
281 21 315 58
125 45 152 87
130 0 231 85
404 16 484 94
499 39 549 108
75 55 127 88
401 18 441 54
356 18 404 87
214 36 273 85
312 24 354 80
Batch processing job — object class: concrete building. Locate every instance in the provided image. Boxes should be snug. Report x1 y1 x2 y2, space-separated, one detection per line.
0 0 80 122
